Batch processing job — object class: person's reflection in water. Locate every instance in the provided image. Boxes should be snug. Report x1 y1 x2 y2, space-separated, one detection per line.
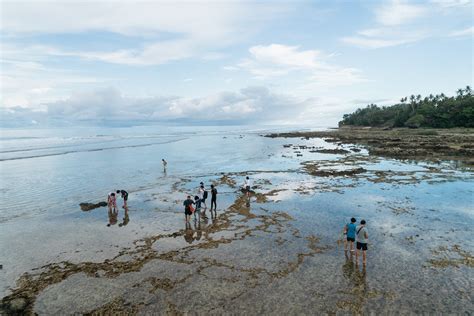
119 206 130 227
342 252 368 313
211 211 219 223
184 222 194 244
354 265 367 293
194 221 202 242
107 208 118 227
342 251 355 280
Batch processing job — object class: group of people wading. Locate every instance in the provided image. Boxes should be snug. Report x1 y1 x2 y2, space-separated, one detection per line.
105 166 369 265
183 182 218 222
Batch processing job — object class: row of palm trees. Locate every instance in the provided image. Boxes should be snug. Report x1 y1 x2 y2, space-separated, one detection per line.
340 86 474 128
400 86 472 105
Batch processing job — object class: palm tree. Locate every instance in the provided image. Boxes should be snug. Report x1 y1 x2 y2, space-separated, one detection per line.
457 88 464 97
465 86 472 96
409 95 416 113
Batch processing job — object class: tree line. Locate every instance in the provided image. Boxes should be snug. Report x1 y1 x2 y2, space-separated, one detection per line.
339 86 474 128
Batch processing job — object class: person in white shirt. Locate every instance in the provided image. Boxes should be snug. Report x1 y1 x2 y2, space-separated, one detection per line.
355 220 369 266
198 182 208 212
244 176 251 197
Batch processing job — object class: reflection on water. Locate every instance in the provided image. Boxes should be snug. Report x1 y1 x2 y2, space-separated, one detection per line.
107 209 118 227
184 221 205 244
343 252 367 287
118 207 130 227
107 206 130 227
184 222 193 244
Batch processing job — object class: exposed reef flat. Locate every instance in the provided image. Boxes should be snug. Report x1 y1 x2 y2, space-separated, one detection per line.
266 127 474 165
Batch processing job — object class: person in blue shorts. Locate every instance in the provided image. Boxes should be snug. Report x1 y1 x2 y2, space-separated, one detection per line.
344 217 357 253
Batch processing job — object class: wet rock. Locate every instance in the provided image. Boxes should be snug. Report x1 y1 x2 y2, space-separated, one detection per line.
313 148 350 155
2 297 28 313
302 163 366 177
79 202 108 211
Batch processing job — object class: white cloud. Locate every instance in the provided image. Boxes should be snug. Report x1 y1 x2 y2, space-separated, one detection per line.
25 86 313 123
248 44 322 68
222 66 239 71
342 31 427 49
1 1 243 37
375 0 427 26
235 44 365 87
342 0 472 49
1 85 360 126
0 44 119 108
430 0 472 8
448 26 474 37
0 1 290 66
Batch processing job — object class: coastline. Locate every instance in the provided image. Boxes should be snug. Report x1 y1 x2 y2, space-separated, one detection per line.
266 127 474 165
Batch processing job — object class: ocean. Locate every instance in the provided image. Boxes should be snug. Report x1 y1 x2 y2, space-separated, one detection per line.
1 125 473 313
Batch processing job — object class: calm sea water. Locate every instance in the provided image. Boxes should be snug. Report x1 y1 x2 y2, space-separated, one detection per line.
0 125 315 221
1 125 473 313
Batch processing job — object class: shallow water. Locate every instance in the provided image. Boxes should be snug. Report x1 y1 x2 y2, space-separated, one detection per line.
0 125 473 314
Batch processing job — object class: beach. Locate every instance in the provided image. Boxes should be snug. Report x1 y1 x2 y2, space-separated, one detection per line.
1 126 473 314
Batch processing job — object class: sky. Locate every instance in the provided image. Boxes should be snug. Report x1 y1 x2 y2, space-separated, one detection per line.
0 0 472 127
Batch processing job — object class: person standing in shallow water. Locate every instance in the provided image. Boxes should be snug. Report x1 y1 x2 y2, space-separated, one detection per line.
199 182 208 211
344 217 357 253
355 220 369 266
193 196 202 222
183 195 194 222
116 190 128 208
210 184 217 215
244 176 251 197
107 192 117 212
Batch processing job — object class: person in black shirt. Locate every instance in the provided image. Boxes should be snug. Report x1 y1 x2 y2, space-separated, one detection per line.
116 190 128 208
210 184 217 214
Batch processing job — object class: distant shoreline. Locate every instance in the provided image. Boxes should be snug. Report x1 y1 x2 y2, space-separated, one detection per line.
266 127 474 165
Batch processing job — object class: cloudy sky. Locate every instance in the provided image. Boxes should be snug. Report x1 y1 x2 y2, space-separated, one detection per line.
1 0 472 127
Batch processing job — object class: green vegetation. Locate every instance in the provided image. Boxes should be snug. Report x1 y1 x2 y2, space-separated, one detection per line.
339 87 474 128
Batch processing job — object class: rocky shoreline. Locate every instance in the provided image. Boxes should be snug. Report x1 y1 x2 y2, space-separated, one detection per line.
266 127 474 165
